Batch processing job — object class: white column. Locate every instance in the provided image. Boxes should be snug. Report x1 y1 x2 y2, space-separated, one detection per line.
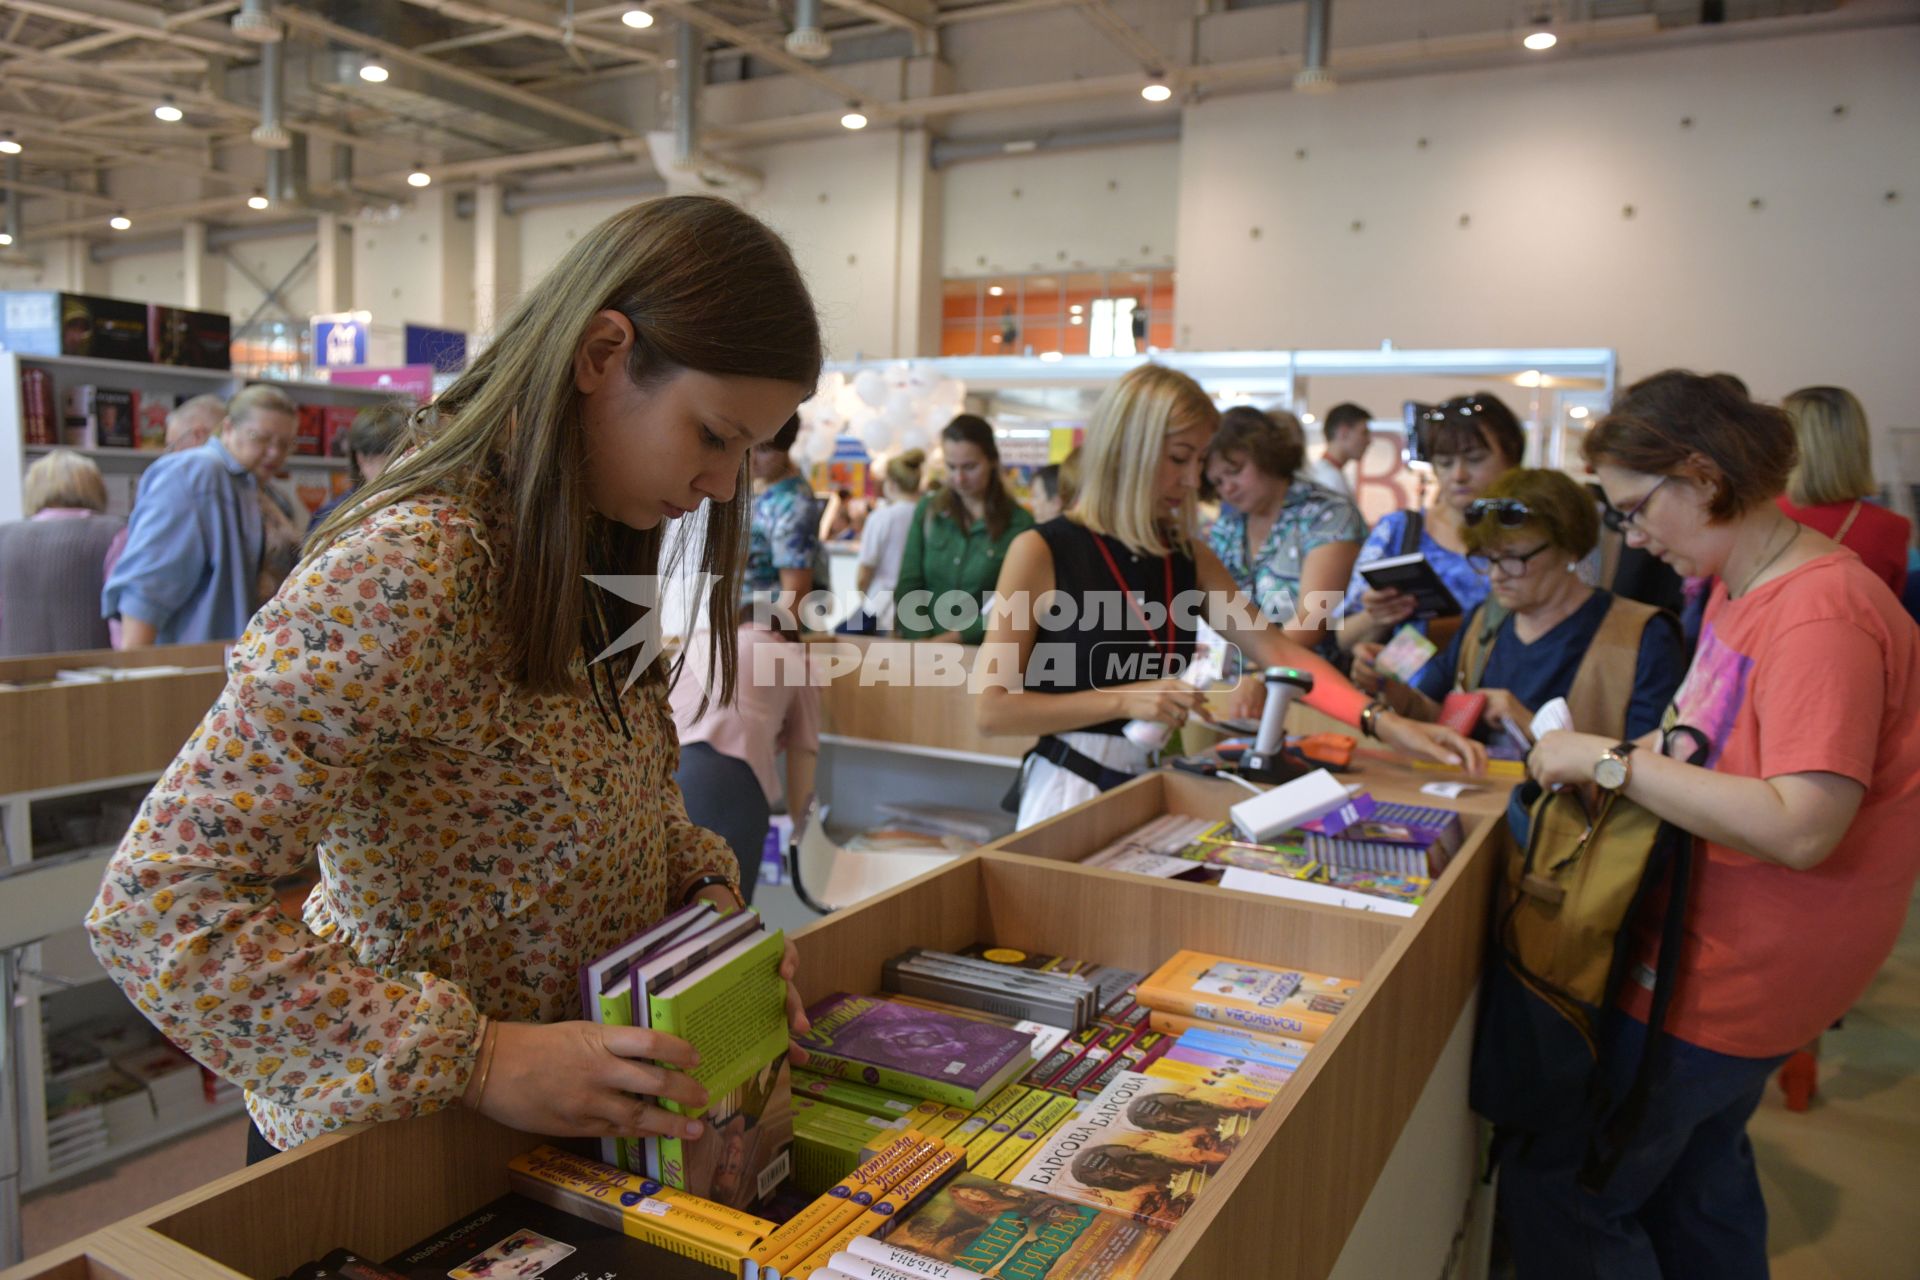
472 180 501 343
314 214 351 315
43 237 101 294
180 219 217 309
892 127 941 358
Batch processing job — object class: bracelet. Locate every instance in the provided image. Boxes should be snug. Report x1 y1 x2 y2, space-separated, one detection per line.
462 1016 498 1110
682 874 745 911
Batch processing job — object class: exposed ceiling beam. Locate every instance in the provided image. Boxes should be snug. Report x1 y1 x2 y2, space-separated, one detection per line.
937 0 1079 24
0 115 258 188
825 0 935 40
27 192 262 240
274 6 640 139
645 1 870 104
390 0 664 68
0 0 249 59
0 176 121 209
1070 0 1166 73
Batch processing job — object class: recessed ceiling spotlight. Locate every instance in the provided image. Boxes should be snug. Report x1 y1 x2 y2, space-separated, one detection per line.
1141 74 1172 103
154 97 184 122
248 191 271 210
359 61 390 83
407 165 432 188
109 213 132 231
622 8 655 28
840 107 869 131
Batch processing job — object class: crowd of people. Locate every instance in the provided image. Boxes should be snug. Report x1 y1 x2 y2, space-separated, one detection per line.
12 196 1907 1280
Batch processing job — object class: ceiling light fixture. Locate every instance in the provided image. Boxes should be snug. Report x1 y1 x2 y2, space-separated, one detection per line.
1141 74 1172 104
1069 316 1084 326
1569 405 1590 420
0 233 12 247
1039 351 1064 363
359 61 389 83
622 7 655 28
1523 17 1557 51
987 285 1004 297
1301 413 1317 425
1516 370 1544 387
407 165 432 188
840 106 869 131
248 191 271 210
0 134 20 155
109 213 132 231
154 97 184 123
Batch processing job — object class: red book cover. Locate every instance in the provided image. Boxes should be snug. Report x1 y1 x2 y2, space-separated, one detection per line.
21 368 55 446
295 404 325 456
322 405 359 456
135 393 170 450
1438 691 1486 736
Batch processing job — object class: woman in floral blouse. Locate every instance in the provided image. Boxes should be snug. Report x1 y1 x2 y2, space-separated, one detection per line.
86 196 823 1158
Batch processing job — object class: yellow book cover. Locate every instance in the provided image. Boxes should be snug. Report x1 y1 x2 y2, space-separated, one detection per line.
1142 1008 1316 1057
1136 951 1361 1043
790 1143 968 1278
752 1129 924 1264
763 1139 942 1276
972 1092 1080 1180
965 1089 1050 1168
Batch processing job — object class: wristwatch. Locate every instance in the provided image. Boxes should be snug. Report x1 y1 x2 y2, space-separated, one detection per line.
1594 740 1637 791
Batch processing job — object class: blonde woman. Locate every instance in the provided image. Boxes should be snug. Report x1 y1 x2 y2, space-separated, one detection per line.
1779 385 1909 595
87 196 820 1164
0 450 124 655
979 364 1484 829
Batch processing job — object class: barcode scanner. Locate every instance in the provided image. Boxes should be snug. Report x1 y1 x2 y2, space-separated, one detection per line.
1240 667 1316 785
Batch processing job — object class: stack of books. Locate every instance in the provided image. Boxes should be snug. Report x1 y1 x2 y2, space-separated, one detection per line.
1135 950 1362 1046
578 902 795 1212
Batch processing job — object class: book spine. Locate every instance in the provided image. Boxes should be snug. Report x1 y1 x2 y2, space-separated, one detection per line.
800 1049 983 1110
1080 1031 1167 1098
764 1141 943 1280
843 1238 989 1280
963 1088 1047 1168
507 1145 777 1238
972 1092 1079 1180
506 1167 763 1269
796 1143 967 1274
752 1131 930 1269
1144 1004 1329 1048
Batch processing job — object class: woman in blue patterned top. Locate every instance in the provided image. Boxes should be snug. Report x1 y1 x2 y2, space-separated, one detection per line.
1335 393 1523 688
1205 407 1366 650
742 412 819 609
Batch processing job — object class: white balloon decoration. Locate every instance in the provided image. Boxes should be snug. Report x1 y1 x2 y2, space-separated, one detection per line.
791 363 970 481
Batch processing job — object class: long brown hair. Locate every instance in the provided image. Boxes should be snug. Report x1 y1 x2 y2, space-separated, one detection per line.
307 196 822 710
935 414 1017 541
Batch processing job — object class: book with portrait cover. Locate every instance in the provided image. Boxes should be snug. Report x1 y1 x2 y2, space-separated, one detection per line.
1135 951 1361 1043
382 1192 716 1280
878 1171 1165 1278
1004 1070 1267 1229
798 994 1034 1110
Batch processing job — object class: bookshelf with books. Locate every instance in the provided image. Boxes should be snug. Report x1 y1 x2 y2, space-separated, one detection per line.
0 755 1510 1280
0 351 403 523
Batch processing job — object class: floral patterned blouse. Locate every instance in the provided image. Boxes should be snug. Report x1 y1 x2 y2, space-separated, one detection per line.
85 483 739 1151
1208 481 1366 624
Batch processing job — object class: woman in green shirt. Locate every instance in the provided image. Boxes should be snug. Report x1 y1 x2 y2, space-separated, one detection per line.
894 414 1035 643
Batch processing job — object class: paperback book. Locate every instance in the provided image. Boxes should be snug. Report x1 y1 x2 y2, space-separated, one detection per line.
1004 1070 1264 1229
876 1172 1166 1278
1136 951 1361 1043
799 994 1034 1110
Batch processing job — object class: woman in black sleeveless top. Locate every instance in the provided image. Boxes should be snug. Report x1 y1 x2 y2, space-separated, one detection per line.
978 364 1485 829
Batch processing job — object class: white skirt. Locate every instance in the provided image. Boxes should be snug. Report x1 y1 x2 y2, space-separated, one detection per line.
1013 730 1154 831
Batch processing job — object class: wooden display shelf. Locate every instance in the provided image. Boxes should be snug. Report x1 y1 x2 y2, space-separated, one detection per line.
0 657 228 799
805 635 1033 760
1 754 1510 1280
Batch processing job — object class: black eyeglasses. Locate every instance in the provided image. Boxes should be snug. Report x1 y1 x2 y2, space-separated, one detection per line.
1464 498 1532 529
1469 543 1553 577
1603 476 1671 533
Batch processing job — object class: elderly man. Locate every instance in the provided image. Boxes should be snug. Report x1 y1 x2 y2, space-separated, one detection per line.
163 393 227 453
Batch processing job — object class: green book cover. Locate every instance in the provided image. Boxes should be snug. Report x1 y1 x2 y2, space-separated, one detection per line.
790 1070 921 1121
646 927 795 1212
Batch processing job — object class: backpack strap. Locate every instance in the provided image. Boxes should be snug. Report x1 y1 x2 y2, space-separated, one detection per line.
1564 595 1664 742
1455 601 1511 692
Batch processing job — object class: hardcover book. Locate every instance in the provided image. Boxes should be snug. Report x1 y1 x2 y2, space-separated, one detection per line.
135 394 169 450
92 387 134 448
879 1172 1166 1278
1005 1071 1253 1229
1135 951 1361 1043
20 368 56 446
1356 551 1462 619
799 994 1034 1110
645 924 794 1210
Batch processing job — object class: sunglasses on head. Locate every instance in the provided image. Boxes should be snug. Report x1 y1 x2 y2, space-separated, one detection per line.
1463 498 1531 528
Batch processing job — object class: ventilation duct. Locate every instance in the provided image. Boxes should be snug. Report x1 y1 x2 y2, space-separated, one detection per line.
1295 0 1334 92
675 17 698 167
786 0 830 60
251 41 292 149
231 0 281 43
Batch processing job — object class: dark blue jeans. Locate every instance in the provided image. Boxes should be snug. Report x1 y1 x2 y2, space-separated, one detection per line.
1498 1010 1787 1280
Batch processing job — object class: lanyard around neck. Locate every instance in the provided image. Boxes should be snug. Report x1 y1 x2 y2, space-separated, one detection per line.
1092 534 1176 659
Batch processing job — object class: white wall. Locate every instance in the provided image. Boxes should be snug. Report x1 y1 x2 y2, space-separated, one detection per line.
1174 25 1920 495
940 142 1179 277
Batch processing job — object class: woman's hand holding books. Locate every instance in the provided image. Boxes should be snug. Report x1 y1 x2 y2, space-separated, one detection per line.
465 1020 713 1141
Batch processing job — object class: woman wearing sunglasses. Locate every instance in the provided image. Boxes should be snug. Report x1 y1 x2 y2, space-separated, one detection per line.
1335 393 1524 683
1513 371 1920 1279
1355 469 1685 832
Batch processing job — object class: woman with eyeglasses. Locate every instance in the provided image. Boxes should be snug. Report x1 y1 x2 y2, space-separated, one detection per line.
1354 469 1684 830
1334 393 1524 683
1511 371 1920 1279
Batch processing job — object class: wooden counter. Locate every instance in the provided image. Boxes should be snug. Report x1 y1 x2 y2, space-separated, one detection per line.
2 753 1512 1280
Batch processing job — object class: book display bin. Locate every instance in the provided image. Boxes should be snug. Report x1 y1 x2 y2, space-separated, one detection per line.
0 752 1512 1280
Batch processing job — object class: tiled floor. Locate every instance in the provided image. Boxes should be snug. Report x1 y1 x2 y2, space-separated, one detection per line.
21 886 1920 1274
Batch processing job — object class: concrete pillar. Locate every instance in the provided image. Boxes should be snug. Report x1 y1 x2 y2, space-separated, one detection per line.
314 214 351 315
892 127 942 358
43 237 102 294
472 180 503 343
180 219 217 309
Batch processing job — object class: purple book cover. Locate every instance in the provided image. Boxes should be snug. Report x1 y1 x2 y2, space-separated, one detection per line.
1299 801 1462 848
800 994 1030 1091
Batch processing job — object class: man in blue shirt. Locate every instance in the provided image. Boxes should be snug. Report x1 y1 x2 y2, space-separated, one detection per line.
103 385 298 646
